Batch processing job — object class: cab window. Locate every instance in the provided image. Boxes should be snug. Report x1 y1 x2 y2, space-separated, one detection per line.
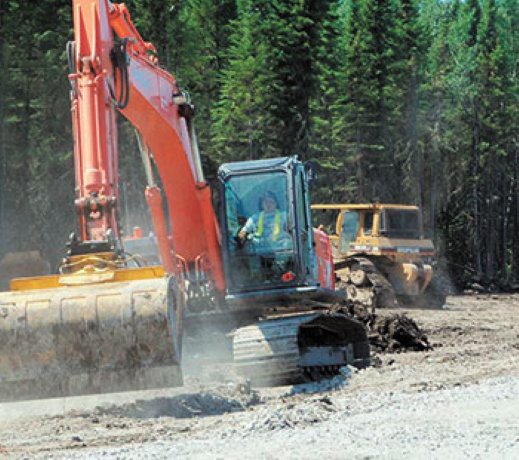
363 211 374 235
223 172 296 290
383 210 421 238
340 211 359 252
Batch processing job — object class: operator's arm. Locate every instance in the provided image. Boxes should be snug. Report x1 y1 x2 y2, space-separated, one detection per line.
242 215 257 234
237 214 257 243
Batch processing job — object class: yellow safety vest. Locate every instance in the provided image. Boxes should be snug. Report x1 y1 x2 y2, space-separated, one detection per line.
256 210 281 241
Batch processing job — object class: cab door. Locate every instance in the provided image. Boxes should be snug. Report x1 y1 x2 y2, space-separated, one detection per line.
339 211 359 253
294 167 313 281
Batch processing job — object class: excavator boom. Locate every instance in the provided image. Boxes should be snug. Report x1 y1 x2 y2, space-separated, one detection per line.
0 0 204 401
68 0 223 286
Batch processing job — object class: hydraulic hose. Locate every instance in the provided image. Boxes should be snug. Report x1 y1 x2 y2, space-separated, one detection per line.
109 38 130 109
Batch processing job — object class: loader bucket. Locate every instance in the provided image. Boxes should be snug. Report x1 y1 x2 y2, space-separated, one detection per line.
0 273 183 402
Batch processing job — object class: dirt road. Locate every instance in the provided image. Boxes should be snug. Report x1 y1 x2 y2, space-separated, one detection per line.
1 294 518 459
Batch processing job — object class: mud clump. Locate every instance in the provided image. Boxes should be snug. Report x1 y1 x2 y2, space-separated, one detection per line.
369 314 432 352
345 303 432 352
91 382 261 420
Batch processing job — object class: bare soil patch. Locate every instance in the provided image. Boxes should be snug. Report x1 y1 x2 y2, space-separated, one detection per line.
0 294 517 458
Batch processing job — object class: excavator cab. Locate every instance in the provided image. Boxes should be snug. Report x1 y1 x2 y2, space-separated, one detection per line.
217 158 370 384
219 157 317 295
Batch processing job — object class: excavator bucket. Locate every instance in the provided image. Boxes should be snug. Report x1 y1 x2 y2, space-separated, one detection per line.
0 270 183 402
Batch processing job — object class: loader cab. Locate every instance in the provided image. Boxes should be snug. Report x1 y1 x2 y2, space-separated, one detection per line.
336 205 424 249
218 157 317 295
379 207 423 239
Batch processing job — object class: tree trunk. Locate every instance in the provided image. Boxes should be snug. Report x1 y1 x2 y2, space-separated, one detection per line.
471 102 482 279
0 0 6 239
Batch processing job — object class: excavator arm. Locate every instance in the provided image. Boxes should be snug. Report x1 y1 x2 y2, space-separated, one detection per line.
0 0 223 401
68 0 224 290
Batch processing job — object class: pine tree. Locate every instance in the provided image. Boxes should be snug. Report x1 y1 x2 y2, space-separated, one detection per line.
422 0 518 287
392 0 423 204
175 0 237 158
210 1 275 163
0 0 7 242
308 1 350 202
420 0 468 263
426 0 483 284
253 0 332 158
124 0 180 66
336 0 403 202
474 0 517 284
0 0 74 264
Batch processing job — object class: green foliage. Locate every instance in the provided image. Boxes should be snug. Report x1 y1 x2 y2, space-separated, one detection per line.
308 1 352 202
210 1 276 163
0 0 517 287
333 0 409 202
174 0 236 157
0 0 73 265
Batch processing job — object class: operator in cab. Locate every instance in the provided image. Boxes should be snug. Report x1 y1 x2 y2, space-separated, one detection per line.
237 191 291 251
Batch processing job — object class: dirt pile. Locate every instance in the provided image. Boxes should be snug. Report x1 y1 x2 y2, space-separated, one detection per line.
369 314 432 352
89 382 260 420
345 303 432 352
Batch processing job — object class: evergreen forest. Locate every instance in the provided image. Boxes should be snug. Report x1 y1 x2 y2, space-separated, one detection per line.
0 0 517 289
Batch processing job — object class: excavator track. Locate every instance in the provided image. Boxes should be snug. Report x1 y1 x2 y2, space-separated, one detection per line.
233 313 370 385
336 257 398 309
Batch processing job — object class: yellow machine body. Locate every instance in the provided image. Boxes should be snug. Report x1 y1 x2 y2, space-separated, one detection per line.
312 204 444 307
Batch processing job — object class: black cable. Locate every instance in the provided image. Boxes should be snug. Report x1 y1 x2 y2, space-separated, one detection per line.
110 38 130 109
66 41 76 94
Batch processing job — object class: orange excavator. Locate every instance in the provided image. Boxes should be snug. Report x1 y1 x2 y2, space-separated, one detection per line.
0 0 369 401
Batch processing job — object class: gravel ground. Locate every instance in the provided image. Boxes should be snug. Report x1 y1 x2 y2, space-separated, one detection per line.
0 294 518 459
60 376 519 460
